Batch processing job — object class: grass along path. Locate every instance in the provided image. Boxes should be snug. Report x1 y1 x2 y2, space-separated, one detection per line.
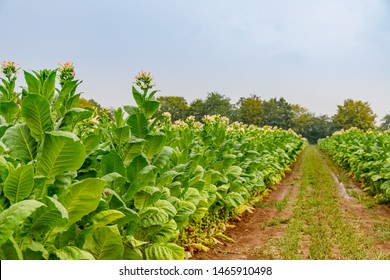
280 145 372 259
193 145 390 260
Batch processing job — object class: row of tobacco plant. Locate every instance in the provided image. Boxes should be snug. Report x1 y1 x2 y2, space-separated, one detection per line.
318 128 390 203
0 61 305 259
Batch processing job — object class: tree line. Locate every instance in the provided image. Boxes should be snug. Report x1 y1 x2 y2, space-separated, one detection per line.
78 93 389 144
152 93 389 143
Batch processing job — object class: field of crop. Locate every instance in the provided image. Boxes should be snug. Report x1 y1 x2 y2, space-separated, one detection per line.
318 129 390 203
0 67 305 260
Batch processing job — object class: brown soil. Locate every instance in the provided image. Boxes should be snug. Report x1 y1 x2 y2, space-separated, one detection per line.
192 148 390 260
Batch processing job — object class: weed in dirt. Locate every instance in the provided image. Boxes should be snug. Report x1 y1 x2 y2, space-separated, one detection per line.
261 217 290 229
374 224 390 241
252 239 279 259
255 197 288 211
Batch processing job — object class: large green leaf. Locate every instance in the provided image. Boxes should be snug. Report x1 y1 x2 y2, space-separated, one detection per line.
183 187 201 206
132 86 144 108
76 210 125 248
156 170 178 188
122 138 145 165
51 246 95 260
150 219 178 243
123 105 140 116
67 94 82 110
138 200 177 228
0 200 45 246
174 200 197 228
137 218 179 244
101 150 126 177
143 100 160 119
83 225 124 260
21 93 53 142
139 206 169 227
145 243 184 260
3 164 34 204
58 178 106 224
126 154 148 181
0 236 23 260
123 235 148 251
113 126 131 148
123 165 156 202
36 131 86 178
222 192 245 208
116 207 139 231
144 133 166 158
91 210 125 229
53 224 77 249
153 146 174 170
57 108 93 131
225 165 242 180
134 186 161 210
83 134 102 154
41 70 56 100
381 180 390 197
154 200 177 220
1 123 37 162
0 84 8 99
127 112 149 138
22 240 49 260
24 71 40 94
51 80 78 117
189 165 204 187
0 124 10 140
30 196 68 233
0 101 19 124
191 198 209 222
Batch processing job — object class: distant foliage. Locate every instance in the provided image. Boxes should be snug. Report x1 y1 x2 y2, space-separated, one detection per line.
159 94 337 143
156 96 189 121
262 97 294 130
332 99 377 131
237 94 263 125
379 114 390 131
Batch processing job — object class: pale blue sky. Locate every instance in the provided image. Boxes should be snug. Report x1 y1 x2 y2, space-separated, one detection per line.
1 0 390 121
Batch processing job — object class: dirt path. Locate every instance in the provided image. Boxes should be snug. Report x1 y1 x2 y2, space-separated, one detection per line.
193 145 390 260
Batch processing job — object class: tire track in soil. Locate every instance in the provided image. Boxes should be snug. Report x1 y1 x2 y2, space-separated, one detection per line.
192 146 390 260
320 152 390 258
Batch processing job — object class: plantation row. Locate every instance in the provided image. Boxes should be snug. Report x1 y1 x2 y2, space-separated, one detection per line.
0 63 305 260
318 128 390 202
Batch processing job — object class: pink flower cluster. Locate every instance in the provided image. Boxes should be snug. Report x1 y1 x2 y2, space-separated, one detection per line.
135 70 156 89
58 61 76 85
58 61 75 77
1 60 20 79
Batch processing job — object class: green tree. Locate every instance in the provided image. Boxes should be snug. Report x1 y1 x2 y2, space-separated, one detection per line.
156 96 189 121
262 97 293 129
379 113 390 131
203 92 234 118
79 98 101 109
332 99 377 131
236 94 263 125
292 112 335 143
188 92 235 121
188 98 206 121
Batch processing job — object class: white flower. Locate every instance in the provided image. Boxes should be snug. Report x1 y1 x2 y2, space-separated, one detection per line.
162 112 172 118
